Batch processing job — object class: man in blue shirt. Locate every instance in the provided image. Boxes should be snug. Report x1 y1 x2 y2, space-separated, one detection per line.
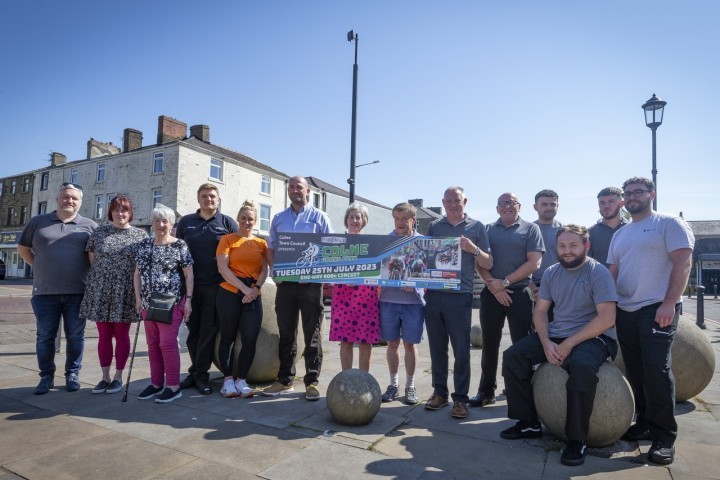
262 176 332 401
176 183 238 395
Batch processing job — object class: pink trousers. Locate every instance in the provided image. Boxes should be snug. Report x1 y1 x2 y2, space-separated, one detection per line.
142 298 185 387
96 322 132 370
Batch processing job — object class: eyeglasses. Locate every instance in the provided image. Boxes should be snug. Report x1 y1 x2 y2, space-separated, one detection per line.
60 182 83 191
622 189 651 199
497 201 520 208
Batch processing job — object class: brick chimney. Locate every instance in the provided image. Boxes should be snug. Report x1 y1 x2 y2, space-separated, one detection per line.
50 152 67 166
123 128 143 152
408 199 424 208
157 115 187 145
87 138 121 159
190 124 210 143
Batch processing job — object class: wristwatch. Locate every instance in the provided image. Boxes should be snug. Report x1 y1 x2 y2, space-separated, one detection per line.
473 247 482 257
501 278 510 288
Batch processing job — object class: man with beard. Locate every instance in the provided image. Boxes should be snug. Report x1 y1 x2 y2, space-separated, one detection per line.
501 224 617 467
471 193 543 407
607 177 694 465
176 183 239 395
424 187 492 419
18 183 98 394
588 187 628 267
263 176 332 401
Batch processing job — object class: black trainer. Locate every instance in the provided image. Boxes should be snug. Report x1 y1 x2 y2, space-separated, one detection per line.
179 375 195 389
34 376 54 395
155 387 182 403
648 441 674 465
468 391 496 407
500 420 542 440
138 385 163 400
622 423 651 441
561 440 587 466
92 380 109 394
382 385 399 402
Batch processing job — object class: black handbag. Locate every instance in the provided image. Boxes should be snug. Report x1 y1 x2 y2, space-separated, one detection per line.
144 239 178 324
146 291 177 324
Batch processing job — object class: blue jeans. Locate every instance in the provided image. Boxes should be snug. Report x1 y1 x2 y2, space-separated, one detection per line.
32 294 86 378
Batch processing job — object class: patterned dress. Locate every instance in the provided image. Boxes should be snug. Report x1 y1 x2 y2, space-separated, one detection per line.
80 224 148 323
135 239 193 310
330 285 380 344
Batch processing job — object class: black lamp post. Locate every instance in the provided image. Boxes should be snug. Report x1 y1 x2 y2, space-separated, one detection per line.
347 30 359 204
642 93 667 210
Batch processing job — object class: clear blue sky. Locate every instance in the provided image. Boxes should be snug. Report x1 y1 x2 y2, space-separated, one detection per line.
1 1 717 227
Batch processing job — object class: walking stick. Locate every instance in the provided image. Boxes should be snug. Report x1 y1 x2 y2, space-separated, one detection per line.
122 318 142 403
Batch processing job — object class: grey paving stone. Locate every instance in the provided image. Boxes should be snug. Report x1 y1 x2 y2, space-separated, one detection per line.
543 450 671 479
669 440 720 479
261 440 427 480
154 458 259 479
296 409 407 444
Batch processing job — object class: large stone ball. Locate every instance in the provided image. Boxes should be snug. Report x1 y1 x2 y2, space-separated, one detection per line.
212 280 308 383
613 316 715 402
470 324 483 348
326 369 382 426
532 362 634 447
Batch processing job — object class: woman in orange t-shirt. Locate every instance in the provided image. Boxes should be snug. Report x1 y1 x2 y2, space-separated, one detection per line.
215 200 268 398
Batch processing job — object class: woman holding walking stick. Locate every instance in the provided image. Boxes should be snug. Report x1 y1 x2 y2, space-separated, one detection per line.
215 200 268 398
133 204 193 403
80 195 147 394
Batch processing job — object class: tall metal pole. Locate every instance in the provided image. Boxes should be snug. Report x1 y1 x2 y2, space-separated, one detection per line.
348 31 359 204
651 126 658 210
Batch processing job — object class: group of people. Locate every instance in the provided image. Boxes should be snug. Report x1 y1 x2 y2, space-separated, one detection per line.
19 175 694 468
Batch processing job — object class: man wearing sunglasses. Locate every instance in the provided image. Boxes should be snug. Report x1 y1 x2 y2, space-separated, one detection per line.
471 193 544 408
607 176 694 465
18 182 98 395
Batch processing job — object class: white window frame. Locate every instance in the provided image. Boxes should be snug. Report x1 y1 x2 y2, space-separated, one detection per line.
10 180 16 194
210 158 223 181
20 206 28 224
38 202 47 215
70 168 79 184
41 172 49 190
152 188 163 208
261 176 271 195
95 195 104 219
97 162 106 182
153 152 164 174
22 177 30 193
259 204 271 233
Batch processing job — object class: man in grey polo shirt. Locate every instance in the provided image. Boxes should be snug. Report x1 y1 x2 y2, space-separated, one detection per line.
588 187 628 267
472 192 543 407
530 189 563 293
424 186 492 419
18 182 97 395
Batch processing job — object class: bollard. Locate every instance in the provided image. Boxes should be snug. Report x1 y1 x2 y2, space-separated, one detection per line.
714 284 718 299
696 286 706 329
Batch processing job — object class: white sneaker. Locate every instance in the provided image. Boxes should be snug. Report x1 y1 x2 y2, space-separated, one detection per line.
221 379 238 398
235 379 254 398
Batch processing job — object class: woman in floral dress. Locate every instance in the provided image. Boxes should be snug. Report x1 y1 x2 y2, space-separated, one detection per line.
329 203 380 371
133 204 193 403
80 195 147 394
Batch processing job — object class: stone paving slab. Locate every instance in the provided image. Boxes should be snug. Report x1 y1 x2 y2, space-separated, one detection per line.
296 408 408 444
154 458 259 480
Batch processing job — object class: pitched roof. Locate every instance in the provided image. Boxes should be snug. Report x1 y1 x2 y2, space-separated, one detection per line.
687 220 720 237
182 137 288 178
306 176 391 210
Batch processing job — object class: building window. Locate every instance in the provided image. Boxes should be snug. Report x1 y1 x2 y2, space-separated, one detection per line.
38 202 47 215
0 182 3 196
261 176 271 195
259 204 271 232
20 206 28 224
95 195 104 219
70 168 78 184
153 152 164 173
152 189 163 208
41 172 49 190
313 192 321 208
22 177 30 193
10 180 16 194
6 207 14 225
97 162 106 182
210 158 223 181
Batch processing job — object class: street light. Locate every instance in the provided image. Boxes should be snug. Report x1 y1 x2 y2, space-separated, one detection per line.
641 93 667 210
356 160 379 168
347 29 359 204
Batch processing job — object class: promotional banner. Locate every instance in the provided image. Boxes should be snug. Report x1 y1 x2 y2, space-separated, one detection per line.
272 233 461 290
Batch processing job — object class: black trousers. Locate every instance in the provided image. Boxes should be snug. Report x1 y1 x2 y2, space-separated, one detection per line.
502 332 616 442
185 284 220 381
275 282 324 386
215 287 263 379
616 303 679 445
478 287 533 394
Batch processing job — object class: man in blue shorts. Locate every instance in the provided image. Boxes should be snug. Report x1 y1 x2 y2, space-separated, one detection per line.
379 203 425 405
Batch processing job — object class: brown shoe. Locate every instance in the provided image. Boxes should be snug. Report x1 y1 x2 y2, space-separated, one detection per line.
451 401 468 419
424 393 449 410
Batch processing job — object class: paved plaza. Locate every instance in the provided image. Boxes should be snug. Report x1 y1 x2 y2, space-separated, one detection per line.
1 281 719 479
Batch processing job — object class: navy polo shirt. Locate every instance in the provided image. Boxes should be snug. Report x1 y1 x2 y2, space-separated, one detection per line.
486 216 544 288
